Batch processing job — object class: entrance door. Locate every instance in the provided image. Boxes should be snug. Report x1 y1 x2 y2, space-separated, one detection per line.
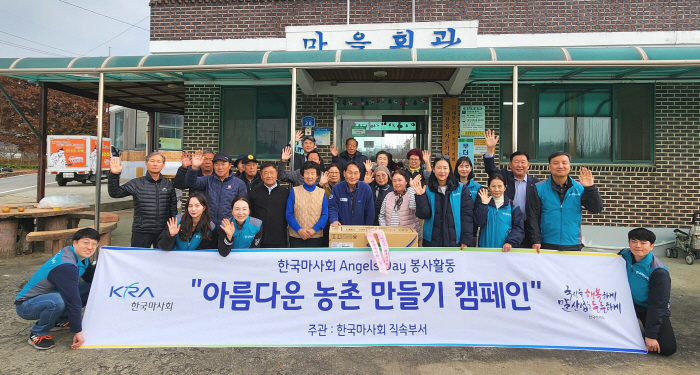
336 113 428 163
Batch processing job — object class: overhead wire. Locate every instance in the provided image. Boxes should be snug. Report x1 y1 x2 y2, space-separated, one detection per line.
0 39 68 57
0 30 80 56
80 16 149 56
56 0 149 31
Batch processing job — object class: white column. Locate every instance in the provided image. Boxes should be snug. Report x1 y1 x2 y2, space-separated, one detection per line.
290 68 297 163
512 65 519 153
94 72 105 232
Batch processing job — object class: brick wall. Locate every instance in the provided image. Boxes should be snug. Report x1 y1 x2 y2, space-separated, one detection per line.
182 81 700 227
429 82 700 228
295 88 335 165
183 85 220 152
150 0 700 40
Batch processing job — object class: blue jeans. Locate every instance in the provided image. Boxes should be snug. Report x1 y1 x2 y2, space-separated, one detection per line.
15 282 91 335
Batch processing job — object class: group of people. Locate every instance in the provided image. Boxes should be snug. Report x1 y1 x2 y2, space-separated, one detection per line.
13 129 675 355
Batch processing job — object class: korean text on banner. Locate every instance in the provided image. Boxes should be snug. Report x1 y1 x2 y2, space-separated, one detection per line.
81 247 646 352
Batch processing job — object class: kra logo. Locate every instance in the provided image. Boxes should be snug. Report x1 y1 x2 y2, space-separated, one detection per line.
109 282 155 299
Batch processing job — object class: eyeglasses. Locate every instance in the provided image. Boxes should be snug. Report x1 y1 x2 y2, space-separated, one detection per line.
79 239 99 248
434 154 450 161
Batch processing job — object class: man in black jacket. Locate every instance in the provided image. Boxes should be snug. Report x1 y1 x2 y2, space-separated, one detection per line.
248 162 290 248
172 149 214 195
108 152 177 248
239 155 263 192
330 137 369 181
483 130 540 247
293 134 326 171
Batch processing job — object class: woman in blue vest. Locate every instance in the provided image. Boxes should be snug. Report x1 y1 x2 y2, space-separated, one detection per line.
219 196 263 256
474 173 525 252
158 193 232 253
413 155 473 248
454 156 481 201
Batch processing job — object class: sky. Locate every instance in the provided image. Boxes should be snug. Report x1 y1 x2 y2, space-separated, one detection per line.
0 0 150 58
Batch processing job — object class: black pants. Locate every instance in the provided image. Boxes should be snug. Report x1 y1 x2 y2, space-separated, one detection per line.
289 237 324 248
131 232 160 248
635 304 677 356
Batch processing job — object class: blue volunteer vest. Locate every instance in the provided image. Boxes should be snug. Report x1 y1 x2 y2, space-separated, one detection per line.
231 216 262 249
535 177 584 246
423 185 463 245
173 215 216 250
16 246 89 301
620 249 669 308
465 179 481 202
479 202 517 248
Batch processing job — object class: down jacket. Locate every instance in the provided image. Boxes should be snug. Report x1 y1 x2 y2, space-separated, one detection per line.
108 172 177 234
415 177 473 247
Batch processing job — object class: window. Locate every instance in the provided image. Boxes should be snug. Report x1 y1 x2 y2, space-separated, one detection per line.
500 84 653 163
135 111 148 150
221 86 291 159
157 113 184 150
111 110 124 149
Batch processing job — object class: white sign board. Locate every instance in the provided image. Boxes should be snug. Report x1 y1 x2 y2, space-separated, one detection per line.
286 21 478 51
81 247 646 352
460 106 485 137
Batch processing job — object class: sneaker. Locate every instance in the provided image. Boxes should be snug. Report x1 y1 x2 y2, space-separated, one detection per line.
28 334 55 350
50 321 69 332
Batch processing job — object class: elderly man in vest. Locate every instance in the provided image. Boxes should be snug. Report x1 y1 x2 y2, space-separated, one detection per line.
285 161 328 248
526 151 603 252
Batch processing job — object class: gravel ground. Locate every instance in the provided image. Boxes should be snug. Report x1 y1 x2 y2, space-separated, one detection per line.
1 236 698 374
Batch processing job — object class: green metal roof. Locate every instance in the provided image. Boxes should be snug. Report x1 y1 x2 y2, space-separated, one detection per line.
2 46 700 114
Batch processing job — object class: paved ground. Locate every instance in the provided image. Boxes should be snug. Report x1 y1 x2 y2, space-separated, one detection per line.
0 210 699 374
0 173 134 210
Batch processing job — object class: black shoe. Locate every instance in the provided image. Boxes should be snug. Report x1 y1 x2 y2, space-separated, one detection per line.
28 334 55 350
50 321 69 332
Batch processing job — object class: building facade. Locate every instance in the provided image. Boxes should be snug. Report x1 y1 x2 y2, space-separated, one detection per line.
147 0 700 235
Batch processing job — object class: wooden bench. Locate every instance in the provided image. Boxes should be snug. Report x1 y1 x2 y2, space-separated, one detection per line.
67 211 120 228
26 222 119 256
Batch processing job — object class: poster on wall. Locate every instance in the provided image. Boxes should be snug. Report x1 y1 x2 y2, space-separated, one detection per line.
460 106 485 137
458 138 488 159
458 138 474 159
314 128 331 146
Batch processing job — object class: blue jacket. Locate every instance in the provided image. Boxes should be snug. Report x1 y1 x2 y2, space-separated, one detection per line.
619 249 671 339
328 181 375 225
15 246 94 333
415 178 473 247
186 167 248 226
474 195 525 248
536 176 583 247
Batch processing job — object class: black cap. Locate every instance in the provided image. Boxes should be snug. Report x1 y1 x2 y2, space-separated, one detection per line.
234 153 247 165
301 135 316 143
212 152 230 163
243 154 258 164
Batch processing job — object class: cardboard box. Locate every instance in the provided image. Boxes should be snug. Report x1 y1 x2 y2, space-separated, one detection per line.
329 226 418 248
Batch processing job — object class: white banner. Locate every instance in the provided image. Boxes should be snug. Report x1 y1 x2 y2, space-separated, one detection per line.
82 247 645 352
